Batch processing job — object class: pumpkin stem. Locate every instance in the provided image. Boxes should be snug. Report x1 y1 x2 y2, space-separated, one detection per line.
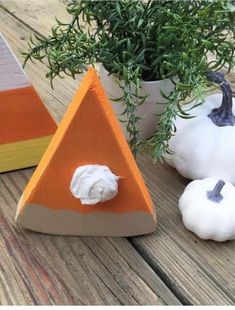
206 71 235 126
207 180 225 203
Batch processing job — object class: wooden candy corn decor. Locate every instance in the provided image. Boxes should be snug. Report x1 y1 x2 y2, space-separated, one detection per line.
0 33 57 172
16 68 157 236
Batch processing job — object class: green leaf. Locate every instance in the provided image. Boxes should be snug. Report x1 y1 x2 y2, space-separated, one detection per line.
22 0 235 161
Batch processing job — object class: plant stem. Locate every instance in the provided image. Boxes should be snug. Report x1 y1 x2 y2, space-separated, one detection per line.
207 72 235 126
206 180 225 203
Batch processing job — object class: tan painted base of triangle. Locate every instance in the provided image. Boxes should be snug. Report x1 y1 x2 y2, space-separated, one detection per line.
0 135 53 172
16 200 157 237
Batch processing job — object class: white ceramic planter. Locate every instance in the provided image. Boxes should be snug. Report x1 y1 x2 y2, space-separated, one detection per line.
100 64 175 139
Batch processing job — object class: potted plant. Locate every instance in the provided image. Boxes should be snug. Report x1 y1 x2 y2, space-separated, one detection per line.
23 0 235 160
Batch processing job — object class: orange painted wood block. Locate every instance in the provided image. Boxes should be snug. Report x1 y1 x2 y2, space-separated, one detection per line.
0 33 57 172
16 68 157 236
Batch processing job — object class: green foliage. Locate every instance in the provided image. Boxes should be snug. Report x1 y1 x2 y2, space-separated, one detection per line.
23 0 235 160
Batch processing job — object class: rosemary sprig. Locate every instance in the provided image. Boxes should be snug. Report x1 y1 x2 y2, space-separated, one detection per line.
23 0 235 160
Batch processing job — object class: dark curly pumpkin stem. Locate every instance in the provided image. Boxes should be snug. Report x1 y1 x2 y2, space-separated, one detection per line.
206 71 235 126
207 180 225 203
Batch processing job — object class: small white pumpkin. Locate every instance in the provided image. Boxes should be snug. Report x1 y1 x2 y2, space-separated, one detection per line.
179 178 235 242
166 72 235 183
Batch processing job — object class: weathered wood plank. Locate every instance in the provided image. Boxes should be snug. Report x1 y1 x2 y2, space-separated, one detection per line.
132 156 235 305
0 166 179 305
0 0 70 37
0 6 180 306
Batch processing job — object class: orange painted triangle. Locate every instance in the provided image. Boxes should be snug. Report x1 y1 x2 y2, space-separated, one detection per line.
0 33 57 172
16 68 156 236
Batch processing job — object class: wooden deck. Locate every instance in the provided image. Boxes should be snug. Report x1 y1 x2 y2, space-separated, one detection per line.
0 0 234 305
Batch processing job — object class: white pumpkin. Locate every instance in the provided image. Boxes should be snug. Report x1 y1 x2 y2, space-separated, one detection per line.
166 72 235 183
179 178 235 242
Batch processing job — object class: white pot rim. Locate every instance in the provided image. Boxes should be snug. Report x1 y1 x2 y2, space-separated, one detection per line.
100 63 176 85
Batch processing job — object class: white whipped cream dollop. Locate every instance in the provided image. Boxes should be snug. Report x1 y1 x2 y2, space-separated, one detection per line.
70 165 119 205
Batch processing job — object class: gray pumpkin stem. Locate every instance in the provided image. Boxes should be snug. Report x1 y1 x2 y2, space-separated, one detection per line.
206 71 235 126
207 180 225 203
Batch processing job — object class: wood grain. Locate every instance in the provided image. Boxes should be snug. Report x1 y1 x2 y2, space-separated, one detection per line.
0 4 180 306
132 157 235 305
0 168 179 305
0 0 71 38
0 0 235 305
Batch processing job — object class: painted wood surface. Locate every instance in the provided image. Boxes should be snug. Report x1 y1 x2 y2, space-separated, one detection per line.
0 0 234 305
0 32 57 172
0 33 30 91
16 68 157 237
